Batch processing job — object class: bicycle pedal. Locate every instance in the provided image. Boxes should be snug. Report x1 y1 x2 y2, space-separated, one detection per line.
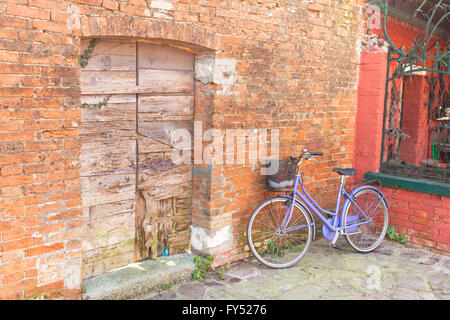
330 243 343 251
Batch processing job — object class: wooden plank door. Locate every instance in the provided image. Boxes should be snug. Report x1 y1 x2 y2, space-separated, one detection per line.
80 40 137 278
135 43 194 260
80 39 194 277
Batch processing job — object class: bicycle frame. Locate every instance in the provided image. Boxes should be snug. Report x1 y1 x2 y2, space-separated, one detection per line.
279 172 387 239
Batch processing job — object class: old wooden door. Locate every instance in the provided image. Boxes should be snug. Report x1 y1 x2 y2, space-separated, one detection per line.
135 43 194 260
80 39 194 278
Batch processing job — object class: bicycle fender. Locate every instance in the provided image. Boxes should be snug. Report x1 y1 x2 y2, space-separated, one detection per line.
279 194 316 240
339 185 389 227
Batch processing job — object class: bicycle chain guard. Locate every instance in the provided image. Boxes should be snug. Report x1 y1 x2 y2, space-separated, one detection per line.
322 216 359 240
322 219 335 240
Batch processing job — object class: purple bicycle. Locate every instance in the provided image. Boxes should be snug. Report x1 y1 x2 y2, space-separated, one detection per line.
247 149 389 268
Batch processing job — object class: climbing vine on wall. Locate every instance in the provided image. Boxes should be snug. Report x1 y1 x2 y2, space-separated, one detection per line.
79 38 110 109
80 95 111 109
78 38 99 68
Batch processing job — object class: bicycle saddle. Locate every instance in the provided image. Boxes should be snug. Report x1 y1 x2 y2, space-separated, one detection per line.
333 168 356 176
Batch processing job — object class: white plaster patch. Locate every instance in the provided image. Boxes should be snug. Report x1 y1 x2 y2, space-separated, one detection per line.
213 59 236 95
153 11 172 19
151 0 173 10
65 260 81 289
191 224 232 253
195 56 237 96
195 55 215 84
67 4 81 31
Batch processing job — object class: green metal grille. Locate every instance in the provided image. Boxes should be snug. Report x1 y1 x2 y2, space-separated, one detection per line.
376 0 450 183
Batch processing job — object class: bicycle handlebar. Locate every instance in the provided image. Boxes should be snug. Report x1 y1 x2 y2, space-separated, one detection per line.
292 149 324 163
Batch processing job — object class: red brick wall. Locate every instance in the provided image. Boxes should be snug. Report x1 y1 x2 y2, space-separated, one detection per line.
353 49 386 180
399 75 431 166
0 0 83 299
0 0 366 299
354 16 450 255
383 187 450 253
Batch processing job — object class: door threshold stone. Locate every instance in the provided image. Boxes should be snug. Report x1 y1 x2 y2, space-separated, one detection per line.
82 253 195 300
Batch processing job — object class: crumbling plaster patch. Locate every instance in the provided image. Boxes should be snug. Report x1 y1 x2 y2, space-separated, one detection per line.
191 224 233 254
67 4 81 31
65 259 81 289
151 0 174 11
195 55 237 96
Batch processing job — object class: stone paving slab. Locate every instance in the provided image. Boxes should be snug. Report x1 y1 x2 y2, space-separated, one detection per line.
83 253 195 300
137 239 449 300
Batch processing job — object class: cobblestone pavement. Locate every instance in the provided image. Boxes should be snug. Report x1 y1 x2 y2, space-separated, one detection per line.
139 238 449 300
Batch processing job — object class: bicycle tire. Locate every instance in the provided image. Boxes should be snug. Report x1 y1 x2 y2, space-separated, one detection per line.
247 197 313 268
343 188 389 253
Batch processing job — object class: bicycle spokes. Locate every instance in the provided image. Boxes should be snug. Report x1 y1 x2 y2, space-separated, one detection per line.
345 190 388 251
248 199 312 267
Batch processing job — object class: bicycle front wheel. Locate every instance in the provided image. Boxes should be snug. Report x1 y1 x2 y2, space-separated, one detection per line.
247 197 313 268
343 188 388 253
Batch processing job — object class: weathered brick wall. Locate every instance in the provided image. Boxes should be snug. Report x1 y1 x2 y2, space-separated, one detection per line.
0 0 84 300
383 187 450 254
0 0 366 299
205 0 366 266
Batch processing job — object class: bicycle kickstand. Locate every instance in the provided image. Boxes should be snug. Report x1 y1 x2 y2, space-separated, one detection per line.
330 230 344 251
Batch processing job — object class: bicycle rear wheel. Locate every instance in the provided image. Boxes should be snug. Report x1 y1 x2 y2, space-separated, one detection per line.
343 188 388 253
247 197 312 268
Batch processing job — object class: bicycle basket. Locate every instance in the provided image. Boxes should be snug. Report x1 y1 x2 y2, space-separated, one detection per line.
264 158 297 189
